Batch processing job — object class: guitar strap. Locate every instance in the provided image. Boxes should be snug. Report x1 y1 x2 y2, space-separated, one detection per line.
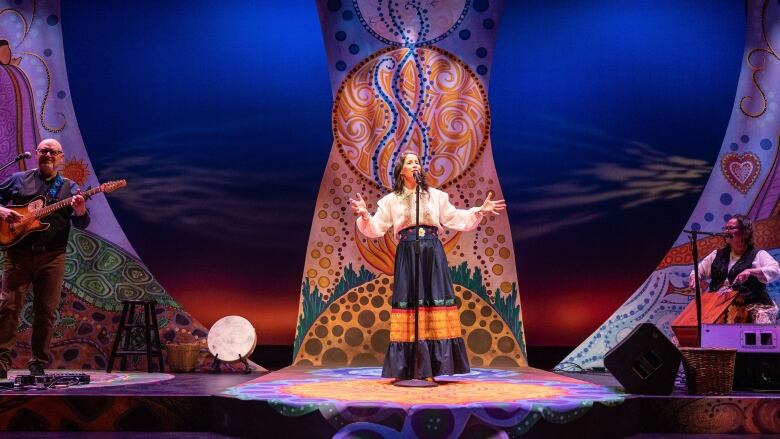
45 174 64 204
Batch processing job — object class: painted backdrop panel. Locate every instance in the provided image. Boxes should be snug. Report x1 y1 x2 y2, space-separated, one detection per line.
293 0 527 368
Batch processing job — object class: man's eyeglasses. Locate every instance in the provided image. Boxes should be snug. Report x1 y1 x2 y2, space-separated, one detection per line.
36 149 63 156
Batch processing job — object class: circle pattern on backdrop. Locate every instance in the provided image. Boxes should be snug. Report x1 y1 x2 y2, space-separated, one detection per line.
294 275 522 367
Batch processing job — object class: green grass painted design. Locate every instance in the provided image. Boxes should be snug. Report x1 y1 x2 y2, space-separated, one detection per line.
450 262 525 355
293 262 525 358
293 264 376 357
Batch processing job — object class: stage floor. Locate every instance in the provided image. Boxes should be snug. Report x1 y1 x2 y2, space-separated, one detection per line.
0 367 778 437
0 369 260 433
214 366 780 437
216 366 626 437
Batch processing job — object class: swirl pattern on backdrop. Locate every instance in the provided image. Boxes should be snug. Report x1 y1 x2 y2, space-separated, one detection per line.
334 46 489 189
353 0 470 46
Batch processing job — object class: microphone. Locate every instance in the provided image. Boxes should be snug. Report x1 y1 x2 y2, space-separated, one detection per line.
412 171 424 184
0 152 31 174
683 229 732 238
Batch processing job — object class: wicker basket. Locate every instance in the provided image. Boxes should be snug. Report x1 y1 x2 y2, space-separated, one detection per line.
679 347 736 395
166 342 201 372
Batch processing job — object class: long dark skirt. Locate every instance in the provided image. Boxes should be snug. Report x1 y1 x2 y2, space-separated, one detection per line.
382 226 470 379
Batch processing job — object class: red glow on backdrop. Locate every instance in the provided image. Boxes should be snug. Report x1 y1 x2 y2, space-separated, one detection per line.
159 270 300 345
156 262 645 347
520 286 631 346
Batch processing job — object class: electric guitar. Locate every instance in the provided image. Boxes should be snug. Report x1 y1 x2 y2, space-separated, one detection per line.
0 179 126 248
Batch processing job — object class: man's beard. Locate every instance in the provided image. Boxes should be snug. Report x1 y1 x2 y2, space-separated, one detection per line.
39 160 56 174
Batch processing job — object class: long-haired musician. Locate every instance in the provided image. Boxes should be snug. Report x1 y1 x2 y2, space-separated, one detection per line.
689 214 780 324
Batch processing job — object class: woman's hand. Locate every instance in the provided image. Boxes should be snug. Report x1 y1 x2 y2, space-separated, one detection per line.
479 192 506 215
734 268 762 284
688 274 709 292
349 193 370 219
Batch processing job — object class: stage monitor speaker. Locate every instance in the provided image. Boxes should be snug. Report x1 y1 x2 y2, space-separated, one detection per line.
734 352 780 391
603 323 681 395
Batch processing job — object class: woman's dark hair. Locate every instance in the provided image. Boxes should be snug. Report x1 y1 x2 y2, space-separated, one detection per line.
392 152 429 195
730 214 755 249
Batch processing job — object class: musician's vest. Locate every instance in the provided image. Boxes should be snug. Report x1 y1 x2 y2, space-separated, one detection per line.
710 247 772 305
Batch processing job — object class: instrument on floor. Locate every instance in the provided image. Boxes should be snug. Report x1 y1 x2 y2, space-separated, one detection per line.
0 179 126 248
208 315 257 363
13 372 91 387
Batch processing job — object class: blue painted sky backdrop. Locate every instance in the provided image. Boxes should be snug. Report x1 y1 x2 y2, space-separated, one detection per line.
60 0 744 345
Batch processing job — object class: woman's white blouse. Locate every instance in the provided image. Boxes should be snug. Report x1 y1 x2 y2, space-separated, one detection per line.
356 187 484 238
692 249 780 288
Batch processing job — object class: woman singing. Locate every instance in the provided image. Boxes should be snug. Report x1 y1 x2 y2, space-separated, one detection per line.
349 152 506 381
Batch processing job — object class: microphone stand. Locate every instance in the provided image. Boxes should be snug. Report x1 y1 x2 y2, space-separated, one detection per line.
682 229 725 347
0 154 27 174
394 176 436 388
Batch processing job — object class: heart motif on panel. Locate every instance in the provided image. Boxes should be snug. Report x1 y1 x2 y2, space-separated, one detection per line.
721 152 761 194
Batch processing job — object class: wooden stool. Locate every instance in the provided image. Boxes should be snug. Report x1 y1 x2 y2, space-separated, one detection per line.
107 300 165 373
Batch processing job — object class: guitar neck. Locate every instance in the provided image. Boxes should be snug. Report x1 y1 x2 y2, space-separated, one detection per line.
34 186 102 218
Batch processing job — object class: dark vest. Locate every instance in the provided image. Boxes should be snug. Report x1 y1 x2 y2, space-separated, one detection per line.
710 247 772 305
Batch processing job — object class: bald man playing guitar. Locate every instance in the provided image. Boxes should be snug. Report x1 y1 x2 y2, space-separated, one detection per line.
0 139 89 378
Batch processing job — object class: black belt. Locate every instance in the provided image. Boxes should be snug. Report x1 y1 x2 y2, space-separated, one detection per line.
399 226 438 241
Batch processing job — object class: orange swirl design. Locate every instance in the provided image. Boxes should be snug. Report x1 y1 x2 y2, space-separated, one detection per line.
354 224 462 275
333 47 489 190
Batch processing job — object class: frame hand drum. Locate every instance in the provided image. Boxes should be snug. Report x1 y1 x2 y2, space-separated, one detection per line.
207 315 257 373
